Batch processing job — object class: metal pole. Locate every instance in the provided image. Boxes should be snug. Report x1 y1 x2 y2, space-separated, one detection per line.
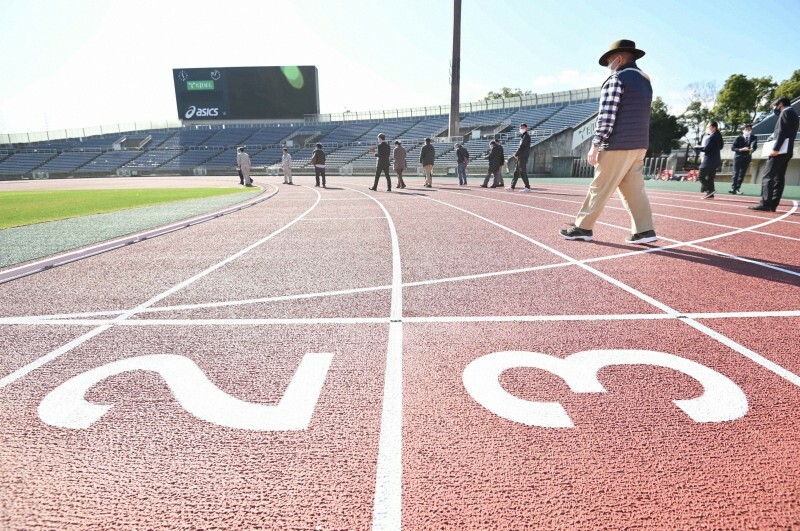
448 0 461 139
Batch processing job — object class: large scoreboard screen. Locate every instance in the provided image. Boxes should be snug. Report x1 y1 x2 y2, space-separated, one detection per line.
172 66 319 121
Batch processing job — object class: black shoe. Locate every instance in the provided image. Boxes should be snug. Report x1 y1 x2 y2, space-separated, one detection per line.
387 189 391 192
315 184 320 187
323 185 327 188
479 184 488 188
368 187 377 191
728 189 736 194
559 225 593 241
626 230 658 244
748 204 776 212
704 191 715 199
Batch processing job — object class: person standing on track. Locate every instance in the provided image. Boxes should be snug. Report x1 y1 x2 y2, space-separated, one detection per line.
311 143 327 188
236 147 253 187
559 39 657 244
729 123 756 194
695 121 723 199
480 140 503 188
749 97 799 212
507 123 532 192
455 142 470 186
393 140 407 189
420 137 436 188
369 133 392 192
281 147 293 185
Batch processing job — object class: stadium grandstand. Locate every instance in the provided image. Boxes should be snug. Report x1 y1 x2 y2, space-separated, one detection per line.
0 88 602 180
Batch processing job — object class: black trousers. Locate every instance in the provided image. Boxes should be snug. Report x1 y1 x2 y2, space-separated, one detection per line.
483 168 501 187
510 157 530 188
760 154 791 208
374 164 391 190
698 167 716 193
315 166 326 187
731 156 751 191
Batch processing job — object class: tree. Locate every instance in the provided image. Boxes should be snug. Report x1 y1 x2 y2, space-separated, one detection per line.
483 87 532 101
714 74 777 133
680 100 713 146
774 69 800 101
649 97 688 157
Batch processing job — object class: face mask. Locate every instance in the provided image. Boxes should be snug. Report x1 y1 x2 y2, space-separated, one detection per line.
519 128 526 134
744 131 751 137
773 107 781 116
607 56 620 72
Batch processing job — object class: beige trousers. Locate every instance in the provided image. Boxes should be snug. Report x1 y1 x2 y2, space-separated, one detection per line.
423 165 433 186
575 148 654 234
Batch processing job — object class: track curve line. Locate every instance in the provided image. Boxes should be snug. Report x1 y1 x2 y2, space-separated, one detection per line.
0 184 279 285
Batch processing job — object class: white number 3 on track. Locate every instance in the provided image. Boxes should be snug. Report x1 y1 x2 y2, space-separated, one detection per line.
38 353 333 431
463 350 748 427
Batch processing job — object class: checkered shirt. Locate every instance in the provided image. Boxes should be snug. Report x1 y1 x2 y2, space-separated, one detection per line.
592 73 624 147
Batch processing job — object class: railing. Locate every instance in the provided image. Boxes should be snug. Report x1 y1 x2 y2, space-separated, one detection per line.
305 87 601 124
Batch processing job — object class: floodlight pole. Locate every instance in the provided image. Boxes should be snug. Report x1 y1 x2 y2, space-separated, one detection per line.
448 0 461 139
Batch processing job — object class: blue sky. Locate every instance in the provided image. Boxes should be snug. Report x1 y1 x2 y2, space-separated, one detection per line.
1 0 798 133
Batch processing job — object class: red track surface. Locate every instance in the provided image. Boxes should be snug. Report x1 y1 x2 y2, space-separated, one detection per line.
1 176 799 529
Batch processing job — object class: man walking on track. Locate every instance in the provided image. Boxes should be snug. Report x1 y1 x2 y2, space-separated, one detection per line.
236 147 252 187
730 123 756 194
455 143 469 185
481 140 503 188
695 121 723 199
420 138 436 188
560 39 657 244
311 143 326 188
393 140 407 189
748 97 799 212
281 147 293 185
369 133 391 192
507 123 532 192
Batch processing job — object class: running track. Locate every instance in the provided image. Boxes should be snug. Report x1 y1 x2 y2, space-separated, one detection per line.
1 176 799 529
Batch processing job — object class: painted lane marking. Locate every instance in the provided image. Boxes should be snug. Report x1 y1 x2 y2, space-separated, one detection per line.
0 187 323 390
0 185 280 284
463 350 748 427
2 309 799 327
437 189 800 279
38 353 332 431
338 187 404 531
415 192 800 389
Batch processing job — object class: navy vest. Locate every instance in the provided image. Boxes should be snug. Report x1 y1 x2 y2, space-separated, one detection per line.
604 62 652 151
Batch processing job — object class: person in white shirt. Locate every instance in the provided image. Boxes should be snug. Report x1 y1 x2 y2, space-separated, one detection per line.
281 147 293 185
236 147 253 187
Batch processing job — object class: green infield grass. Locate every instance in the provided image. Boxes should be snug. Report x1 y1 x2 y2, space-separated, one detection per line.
0 187 253 229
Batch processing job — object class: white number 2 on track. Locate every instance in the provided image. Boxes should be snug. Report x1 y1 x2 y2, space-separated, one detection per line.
38 353 333 431
463 349 748 427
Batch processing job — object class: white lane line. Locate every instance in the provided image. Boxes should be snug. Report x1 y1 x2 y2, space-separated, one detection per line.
301 216 387 221
340 187 404 531
3 309 799 327
418 192 800 389
437 189 800 278
0 187 323 390
0 325 110 389
539 182 800 225
0 185 280 284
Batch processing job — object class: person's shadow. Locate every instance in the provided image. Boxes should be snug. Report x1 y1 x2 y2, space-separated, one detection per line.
590 240 800 287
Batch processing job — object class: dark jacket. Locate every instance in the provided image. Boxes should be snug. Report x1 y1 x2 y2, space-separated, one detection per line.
456 146 469 163
393 145 407 170
420 143 436 165
311 148 326 165
732 134 757 159
515 131 531 160
375 141 390 166
603 62 653 151
697 131 723 169
485 144 503 172
771 106 799 157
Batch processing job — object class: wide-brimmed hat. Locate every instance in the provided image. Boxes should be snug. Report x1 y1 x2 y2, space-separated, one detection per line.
598 39 645 66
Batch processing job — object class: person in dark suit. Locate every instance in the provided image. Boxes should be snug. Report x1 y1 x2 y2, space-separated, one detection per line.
508 123 532 192
749 97 799 212
311 143 326 188
369 133 391 192
695 121 723 199
420 138 436 187
730 123 757 194
480 140 503 187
